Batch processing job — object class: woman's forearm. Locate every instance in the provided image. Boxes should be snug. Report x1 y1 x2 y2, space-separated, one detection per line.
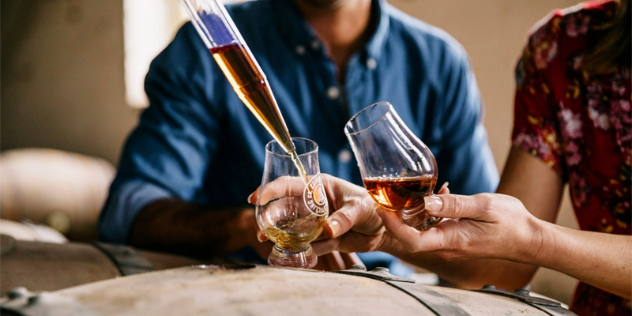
395 220 632 297
534 221 632 299
393 249 540 291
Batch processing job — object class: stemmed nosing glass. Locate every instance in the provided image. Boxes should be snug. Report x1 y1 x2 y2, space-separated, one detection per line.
255 138 328 268
345 101 441 231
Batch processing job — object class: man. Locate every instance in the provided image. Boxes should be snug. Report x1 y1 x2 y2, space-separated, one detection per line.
99 0 498 266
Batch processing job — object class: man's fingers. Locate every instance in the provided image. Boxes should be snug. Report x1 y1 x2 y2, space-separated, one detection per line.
325 206 360 238
314 252 364 271
317 251 346 271
325 201 382 238
255 176 306 205
424 193 492 221
312 237 341 256
312 232 381 255
248 187 259 204
252 241 274 260
341 252 364 269
256 229 268 242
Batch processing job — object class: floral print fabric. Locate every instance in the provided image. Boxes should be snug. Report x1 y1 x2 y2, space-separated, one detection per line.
511 1 631 315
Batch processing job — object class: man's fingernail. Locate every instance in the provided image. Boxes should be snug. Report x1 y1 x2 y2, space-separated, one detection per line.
424 195 443 212
247 193 254 204
440 182 449 190
257 232 266 242
328 219 340 237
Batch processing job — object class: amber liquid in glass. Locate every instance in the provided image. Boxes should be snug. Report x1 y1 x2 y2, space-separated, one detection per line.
364 175 440 230
211 43 307 182
263 216 325 251
363 176 437 210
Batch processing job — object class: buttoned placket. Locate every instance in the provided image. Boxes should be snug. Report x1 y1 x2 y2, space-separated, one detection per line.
345 52 376 120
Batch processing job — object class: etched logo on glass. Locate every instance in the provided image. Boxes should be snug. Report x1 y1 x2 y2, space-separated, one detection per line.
303 174 328 216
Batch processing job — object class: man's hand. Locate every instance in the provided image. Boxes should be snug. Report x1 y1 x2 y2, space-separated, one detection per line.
309 174 389 255
248 174 374 270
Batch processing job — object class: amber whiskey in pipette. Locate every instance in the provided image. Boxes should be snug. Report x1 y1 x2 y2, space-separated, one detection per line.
210 43 308 182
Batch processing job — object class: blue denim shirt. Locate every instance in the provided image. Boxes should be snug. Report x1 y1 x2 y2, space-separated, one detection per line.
99 0 498 247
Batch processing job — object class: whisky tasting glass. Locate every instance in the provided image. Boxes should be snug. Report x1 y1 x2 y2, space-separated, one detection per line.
255 138 328 268
344 102 440 231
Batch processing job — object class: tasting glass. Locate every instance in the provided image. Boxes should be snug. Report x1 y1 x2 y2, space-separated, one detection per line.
344 102 441 231
255 138 328 268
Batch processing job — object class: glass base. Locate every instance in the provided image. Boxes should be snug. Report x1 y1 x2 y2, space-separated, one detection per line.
402 209 442 231
268 245 317 269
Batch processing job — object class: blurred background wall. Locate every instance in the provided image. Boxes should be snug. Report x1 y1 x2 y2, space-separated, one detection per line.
1 0 582 304
2 1 137 164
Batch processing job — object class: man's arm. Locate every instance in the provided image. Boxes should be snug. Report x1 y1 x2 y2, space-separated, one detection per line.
128 199 269 259
98 23 231 250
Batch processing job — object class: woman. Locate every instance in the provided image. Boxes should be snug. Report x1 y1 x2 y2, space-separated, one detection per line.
254 0 630 314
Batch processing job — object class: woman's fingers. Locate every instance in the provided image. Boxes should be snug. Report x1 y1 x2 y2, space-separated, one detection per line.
424 194 494 221
379 193 529 259
379 208 431 251
378 208 457 253
437 182 450 195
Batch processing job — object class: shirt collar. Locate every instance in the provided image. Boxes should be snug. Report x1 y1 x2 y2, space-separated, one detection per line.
365 0 390 61
270 0 390 62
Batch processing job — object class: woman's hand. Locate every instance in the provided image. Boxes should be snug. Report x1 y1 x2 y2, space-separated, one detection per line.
386 190 631 299
378 193 545 263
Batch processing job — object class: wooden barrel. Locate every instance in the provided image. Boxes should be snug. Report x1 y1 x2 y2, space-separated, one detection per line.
0 148 116 241
0 234 204 295
0 264 575 316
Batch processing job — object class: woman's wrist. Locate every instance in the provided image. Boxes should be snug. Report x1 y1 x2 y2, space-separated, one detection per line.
516 215 554 265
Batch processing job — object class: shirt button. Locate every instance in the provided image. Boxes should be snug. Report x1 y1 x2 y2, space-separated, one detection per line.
310 39 320 50
367 58 377 70
338 149 352 163
326 86 340 100
295 45 306 55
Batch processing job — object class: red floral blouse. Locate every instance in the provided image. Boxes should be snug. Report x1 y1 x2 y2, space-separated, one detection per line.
511 1 631 315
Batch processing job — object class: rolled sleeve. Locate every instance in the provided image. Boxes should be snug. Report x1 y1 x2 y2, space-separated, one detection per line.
98 23 223 243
